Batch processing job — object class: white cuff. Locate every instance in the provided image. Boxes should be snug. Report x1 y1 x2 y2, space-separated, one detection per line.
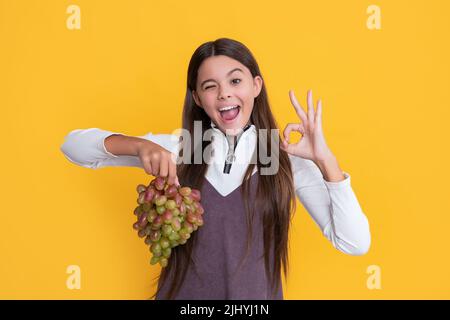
101 133 126 158
323 171 351 190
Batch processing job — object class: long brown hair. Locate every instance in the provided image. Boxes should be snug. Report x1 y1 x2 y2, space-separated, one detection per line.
150 37 297 299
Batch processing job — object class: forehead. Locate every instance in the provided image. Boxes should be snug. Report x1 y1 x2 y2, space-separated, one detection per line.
197 55 250 80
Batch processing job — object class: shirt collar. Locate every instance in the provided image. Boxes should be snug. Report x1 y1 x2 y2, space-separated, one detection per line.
209 119 256 140
206 119 255 169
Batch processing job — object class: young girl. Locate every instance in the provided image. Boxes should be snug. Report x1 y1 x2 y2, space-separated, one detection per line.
60 38 371 300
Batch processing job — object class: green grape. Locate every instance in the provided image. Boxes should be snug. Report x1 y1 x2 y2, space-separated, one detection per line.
151 250 162 258
159 257 168 267
165 199 176 210
168 231 180 241
162 247 171 258
172 208 180 217
154 195 167 206
156 205 166 215
159 237 170 249
147 210 158 223
150 255 160 265
179 229 191 240
183 196 193 205
182 221 194 233
150 242 162 255
169 239 179 248
162 225 173 237
179 187 191 197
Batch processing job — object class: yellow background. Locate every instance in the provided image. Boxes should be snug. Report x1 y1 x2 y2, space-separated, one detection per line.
1 0 449 299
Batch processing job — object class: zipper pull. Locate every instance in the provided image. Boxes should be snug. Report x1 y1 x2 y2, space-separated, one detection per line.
223 135 237 174
222 124 251 174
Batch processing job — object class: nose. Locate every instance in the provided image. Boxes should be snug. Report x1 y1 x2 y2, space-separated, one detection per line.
217 86 231 100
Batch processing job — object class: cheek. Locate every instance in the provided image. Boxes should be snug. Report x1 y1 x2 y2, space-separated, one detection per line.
238 85 254 102
198 93 215 110
242 104 254 117
239 91 255 110
201 100 220 118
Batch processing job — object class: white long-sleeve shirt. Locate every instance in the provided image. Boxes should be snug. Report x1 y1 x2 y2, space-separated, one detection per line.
60 125 371 256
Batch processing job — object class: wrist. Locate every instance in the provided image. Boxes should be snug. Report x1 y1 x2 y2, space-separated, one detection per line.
133 137 147 156
314 152 336 166
314 154 345 182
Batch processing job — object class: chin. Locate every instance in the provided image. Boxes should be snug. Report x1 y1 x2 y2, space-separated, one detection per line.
221 122 249 136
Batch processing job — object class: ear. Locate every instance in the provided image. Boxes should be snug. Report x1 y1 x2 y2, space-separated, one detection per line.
192 90 203 109
253 76 263 98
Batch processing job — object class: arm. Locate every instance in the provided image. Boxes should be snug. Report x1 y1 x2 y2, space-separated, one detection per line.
290 154 371 256
60 128 179 169
104 133 145 157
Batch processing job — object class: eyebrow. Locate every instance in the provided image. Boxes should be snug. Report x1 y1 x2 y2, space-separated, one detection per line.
200 68 244 88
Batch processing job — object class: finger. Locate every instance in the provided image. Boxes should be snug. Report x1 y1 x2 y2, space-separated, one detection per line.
283 123 305 142
280 137 298 154
168 160 177 185
289 90 308 126
315 99 322 130
151 157 160 176
159 156 169 178
175 176 180 187
143 161 153 176
282 123 306 149
307 89 315 129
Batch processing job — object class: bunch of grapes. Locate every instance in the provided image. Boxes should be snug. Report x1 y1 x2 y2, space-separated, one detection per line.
133 176 204 268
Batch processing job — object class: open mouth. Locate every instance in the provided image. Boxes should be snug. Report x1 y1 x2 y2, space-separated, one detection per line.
219 105 241 123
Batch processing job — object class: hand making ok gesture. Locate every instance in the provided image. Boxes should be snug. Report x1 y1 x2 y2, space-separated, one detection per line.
281 89 334 162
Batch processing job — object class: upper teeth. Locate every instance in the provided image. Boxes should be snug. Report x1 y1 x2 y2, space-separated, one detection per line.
219 105 239 111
